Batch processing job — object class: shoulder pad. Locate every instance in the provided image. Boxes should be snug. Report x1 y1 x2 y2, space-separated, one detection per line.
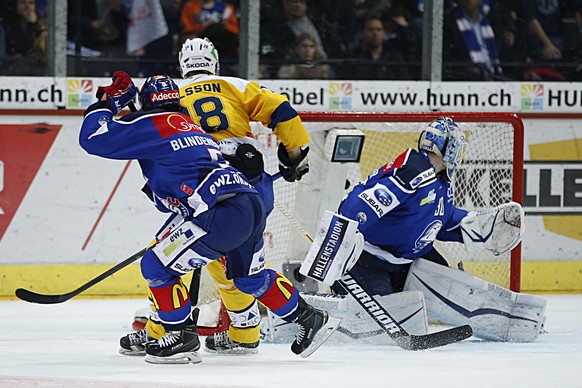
390 149 436 192
118 110 153 122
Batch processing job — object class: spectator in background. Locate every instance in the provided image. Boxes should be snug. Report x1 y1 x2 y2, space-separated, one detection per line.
179 0 239 60
514 0 566 62
127 0 175 76
383 2 423 78
337 13 410 80
443 0 503 81
277 33 330 79
309 0 393 58
67 0 130 56
261 0 327 77
3 0 48 74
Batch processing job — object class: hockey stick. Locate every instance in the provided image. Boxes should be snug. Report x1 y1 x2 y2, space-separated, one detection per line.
15 246 148 304
272 199 473 350
189 267 203 306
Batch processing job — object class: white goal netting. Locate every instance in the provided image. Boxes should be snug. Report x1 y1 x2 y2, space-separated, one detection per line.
197 112 524 305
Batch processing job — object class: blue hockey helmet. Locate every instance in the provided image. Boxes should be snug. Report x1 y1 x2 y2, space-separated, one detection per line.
418 117 467 180
139 75 181 111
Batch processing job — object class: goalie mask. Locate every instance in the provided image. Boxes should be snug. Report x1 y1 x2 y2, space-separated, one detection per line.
139 75 181 111
179 37 220 77
418 117 467 180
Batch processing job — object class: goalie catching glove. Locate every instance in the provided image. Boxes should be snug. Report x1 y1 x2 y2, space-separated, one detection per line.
96 71 138 115
278 143 309 182
460 201 525 256
300 211 364 285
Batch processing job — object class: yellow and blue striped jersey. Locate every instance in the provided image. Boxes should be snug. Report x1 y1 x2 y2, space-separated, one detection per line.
177 74 310 154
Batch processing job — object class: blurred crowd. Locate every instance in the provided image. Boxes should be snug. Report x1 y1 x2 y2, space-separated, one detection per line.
0 0 581 81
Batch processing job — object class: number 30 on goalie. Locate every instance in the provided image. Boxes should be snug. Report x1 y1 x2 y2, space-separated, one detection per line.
460 201 525 256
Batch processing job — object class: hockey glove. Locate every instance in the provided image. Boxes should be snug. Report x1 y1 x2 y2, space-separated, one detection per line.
223 143 265 182
277 143 309 182
96 71 137 115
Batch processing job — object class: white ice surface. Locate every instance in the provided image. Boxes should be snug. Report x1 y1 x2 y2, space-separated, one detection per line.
0 294 581 388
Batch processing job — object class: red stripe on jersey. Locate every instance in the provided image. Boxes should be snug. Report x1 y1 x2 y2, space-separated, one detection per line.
382 148 411 173
150 113 205 138
257 272 297 311
149 278 191 312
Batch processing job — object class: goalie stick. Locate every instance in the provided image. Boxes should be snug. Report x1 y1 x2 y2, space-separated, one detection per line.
15 246 148 304
272 198 473 351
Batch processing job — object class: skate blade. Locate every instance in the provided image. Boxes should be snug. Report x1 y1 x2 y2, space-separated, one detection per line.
119 348 146 356
144 351 202 364
204 347 259 355
300 316 341 359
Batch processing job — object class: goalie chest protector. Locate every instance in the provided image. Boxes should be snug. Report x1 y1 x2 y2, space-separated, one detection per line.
340 149 465 260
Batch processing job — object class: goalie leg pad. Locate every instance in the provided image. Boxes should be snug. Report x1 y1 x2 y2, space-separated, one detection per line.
260 291 428 344
300 211 364 285
404 259 546 342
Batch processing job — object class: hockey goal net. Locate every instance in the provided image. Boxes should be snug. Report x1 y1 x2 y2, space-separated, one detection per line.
196 112 524 316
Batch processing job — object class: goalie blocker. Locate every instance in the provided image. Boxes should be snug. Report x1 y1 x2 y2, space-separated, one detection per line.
300 211 364 285
405 259 546 342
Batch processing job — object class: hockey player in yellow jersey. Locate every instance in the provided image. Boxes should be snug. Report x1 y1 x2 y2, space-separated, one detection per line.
176 37 311 354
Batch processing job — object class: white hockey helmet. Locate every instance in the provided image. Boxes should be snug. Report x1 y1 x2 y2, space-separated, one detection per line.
179 37 220 77
418 117 467 180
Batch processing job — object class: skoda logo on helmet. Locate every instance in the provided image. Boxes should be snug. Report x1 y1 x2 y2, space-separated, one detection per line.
186 62 210 69
374 188 392 206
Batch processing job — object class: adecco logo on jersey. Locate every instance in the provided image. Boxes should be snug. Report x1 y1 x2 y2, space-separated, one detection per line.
151 90 180 102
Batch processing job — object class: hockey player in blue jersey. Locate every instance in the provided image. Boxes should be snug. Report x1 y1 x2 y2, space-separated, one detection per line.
79 72 339 364
335 117 469 294
301 117 545 343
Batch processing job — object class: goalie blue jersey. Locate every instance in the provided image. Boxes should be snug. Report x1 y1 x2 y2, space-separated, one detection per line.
339 148 468 263
79 101 256 217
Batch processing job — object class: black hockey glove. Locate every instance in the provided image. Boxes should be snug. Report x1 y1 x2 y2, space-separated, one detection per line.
277 143 310 182
223 143 265 182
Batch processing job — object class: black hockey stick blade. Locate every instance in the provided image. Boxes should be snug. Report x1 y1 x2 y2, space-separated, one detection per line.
391 325 473 351
15 247 148 304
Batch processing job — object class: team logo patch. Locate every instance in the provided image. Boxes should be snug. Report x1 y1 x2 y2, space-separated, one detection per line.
151 113 204 138
356 212 367 224
150 90 180 103
410 169 436 189
181 183 193 196
413 220 443 253
358 183 399 218
97 115 110 125
374 188 392 206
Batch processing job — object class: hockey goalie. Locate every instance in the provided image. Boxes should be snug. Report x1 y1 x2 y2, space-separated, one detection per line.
263 117 546 345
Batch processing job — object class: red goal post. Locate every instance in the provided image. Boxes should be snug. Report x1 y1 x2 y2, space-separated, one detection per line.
256 111 524 293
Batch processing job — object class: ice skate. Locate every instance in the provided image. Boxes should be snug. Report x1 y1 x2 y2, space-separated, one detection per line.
144 324 201 364
291 300 340 358
119 328 151 356
205 331 259 355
